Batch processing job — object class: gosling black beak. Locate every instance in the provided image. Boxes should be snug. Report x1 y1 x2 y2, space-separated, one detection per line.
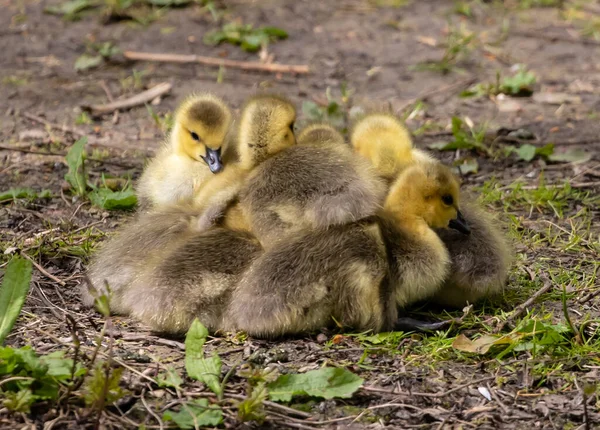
202 147 223 174
449 209 471 235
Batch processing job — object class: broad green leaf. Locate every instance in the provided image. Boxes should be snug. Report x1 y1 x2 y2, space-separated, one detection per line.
536 143 554 158
203 23 288 52
40 351 75 380
241 34 267 52
501 68 536 96
268 367 363 402
157 366 183 389
64 137 88 196
88 187 137 210
3 388 35 413
187 354 222 398
515 144 536 161
44 0 96 19
0 188 51 203
12 347 47 378
97 42 121 59
163 398 223 428
0 256 33 344
261 26 288 39
548 148 591 164
185 319 222 398
74 54 103 71
428 139 475 151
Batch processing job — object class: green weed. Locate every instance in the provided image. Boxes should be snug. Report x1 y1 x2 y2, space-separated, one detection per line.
63 138 137 210
301 84 354 132
428 116 490 154
204 22 288 52
461 66 537 98
416 24 476 74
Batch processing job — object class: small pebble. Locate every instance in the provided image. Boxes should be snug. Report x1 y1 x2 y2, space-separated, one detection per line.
316 333 328 344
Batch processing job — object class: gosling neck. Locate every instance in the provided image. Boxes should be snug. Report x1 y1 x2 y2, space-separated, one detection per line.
170 122 185 156
384 205 432 239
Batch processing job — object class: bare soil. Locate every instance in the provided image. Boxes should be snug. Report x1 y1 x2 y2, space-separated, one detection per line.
1 0 599 429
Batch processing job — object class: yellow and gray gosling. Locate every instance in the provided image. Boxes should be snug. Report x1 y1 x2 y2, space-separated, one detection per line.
136 93 232 209
238 122 387 249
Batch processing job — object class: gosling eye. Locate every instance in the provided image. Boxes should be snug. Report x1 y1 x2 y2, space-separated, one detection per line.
442 194 454 206
190 131 200 142
289 121 295 131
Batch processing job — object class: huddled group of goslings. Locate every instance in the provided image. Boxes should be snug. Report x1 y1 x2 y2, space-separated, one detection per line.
83 93 512 339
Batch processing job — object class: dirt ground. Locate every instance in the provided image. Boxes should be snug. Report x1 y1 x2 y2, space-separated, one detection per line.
1 0 600 429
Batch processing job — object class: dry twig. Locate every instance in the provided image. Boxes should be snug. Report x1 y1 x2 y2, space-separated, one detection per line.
123 51 310 74
82 82 172 115
21 252 66 286
494 274 553 333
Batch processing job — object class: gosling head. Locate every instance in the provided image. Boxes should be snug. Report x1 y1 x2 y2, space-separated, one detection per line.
238 94 296 169
350 113 414 179
385 162 470 234
297 123 345 146
173 93 233 173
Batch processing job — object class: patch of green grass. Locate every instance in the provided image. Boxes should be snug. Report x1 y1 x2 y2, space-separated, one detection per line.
0 188 52 204
146 104 174 132
415 24 476 74
478 177 600 219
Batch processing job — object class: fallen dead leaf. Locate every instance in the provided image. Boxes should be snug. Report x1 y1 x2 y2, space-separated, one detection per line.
416 35 437 47
452 333 516 354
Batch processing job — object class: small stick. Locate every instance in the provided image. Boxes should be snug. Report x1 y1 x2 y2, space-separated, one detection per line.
577 288 600 305
494 275 553 333
121 334 185 350
123 51 310 75
82 82 172 115
21 252 66 286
